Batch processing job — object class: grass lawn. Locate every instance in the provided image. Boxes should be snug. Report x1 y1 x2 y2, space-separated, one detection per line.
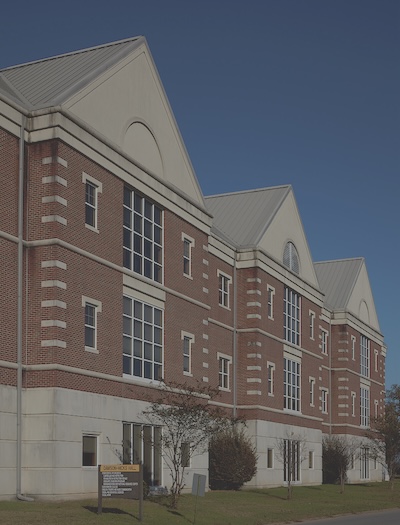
0 481 399 525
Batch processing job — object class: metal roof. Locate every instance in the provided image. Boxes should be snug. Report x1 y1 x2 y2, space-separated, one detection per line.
0 37 143 110
314 258 364 310
205 185 291 247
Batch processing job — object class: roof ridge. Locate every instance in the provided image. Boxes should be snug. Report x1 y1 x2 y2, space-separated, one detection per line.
0 36 143 72
314 257 364 265
205 184 291 200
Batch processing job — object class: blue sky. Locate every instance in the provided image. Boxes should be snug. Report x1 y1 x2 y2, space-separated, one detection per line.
1 1 399 387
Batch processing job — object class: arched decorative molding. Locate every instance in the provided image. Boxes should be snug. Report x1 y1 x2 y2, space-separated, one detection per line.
283 241 300 275
359 300 370 324
122 119 164 177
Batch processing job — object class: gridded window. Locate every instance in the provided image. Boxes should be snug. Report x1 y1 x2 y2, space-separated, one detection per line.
284 287 301 346
182 334 193 375
218 355 230 390
321 388 328 414
123 423 162 486
183 236 193 277
360 335 370 378
82 435 97 467
284 357 300 412
218 272 231 308
321 329 328 355
267 363 275 395
181 442 191 467
123 187 163 283
85 303 96 348
283 242 299 274
267 286 275 319
309 378 315 406
85 182 97 227
360 387 370 427
360 446 370 480
123 296 163 381
283 439 301 482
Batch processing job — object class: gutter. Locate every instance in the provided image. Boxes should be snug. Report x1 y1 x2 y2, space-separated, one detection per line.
16 116 33 502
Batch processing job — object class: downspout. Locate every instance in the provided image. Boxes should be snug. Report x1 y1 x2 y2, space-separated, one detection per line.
16 116 33 502
328 321 332 436
232 257 237 418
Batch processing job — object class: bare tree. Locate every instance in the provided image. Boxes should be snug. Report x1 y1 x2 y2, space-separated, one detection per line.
275 431 307 499
366 385 400 490
142 380 228 509
322 435 359 493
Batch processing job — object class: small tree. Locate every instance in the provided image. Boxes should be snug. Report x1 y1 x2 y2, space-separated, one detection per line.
366 385 400 490
142 380 228 509
322 435 358 493
209 423 257 490
275 432 307 500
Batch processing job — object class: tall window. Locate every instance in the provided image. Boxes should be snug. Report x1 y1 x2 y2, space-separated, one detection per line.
321 388 328 414
284 357 301 412
218 271 231 308
283 439 301 482
309 378 315 406
360 386 370 427
182 333 193 375
182 235 194 277
321 329 328 355
351 336 356 360
82 172 102 231
351 391 356 417
181 442 191 467
360 446 370 480
83 296 102 352
267 362 275 395
267 286 275 319
374 349 379 373
360 335 370 378
267 448 274 469
82 435 98 467
284 287 301 346
283 242 300 274
123 423 162 486
123 187 163 283
309 311 315 340
218 354 231 390
123 297 163 381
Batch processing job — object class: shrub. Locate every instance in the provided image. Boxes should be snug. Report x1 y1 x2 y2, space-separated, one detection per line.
209 425 257 490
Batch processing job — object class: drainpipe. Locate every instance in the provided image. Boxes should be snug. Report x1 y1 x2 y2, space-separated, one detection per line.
16 117 33 502
328 320 332 436
233 257 237 418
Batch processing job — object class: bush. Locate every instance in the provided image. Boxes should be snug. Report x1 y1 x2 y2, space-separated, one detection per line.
209 425 257 490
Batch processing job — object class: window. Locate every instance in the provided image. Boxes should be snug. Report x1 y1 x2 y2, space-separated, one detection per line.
308 451 314 469
351 391 356 417
284 357 301 412
309 311 315 340
267 286 275 319
309 378 315 406
360 387 370 427
267 362 275 395
82 296 102 353
181 442 191 468
82 172 102 231
374 349 379 373
360 335 370 378
284 287 301 346
351 336 356 361
123 187 163 283
123 296 163 381
374 399 379 419
283 439 301 482
182 332 194 375
267 448 274 469
218 271 231 308
350 454 354 469
283 242 299 274
123 423 162 486
321 388 328 414
82 435 98 467
218 354 231 390
360 446 370 480
321 329 328 355
182 235 194 277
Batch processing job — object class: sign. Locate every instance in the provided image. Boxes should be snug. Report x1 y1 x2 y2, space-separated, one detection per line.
192 473 206 497
98 464 143 521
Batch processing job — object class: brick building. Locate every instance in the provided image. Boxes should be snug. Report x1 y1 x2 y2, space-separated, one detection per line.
0 37 386 499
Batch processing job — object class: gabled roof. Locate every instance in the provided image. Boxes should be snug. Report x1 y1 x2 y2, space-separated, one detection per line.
205 185 291 247
314 258 363 310
0 37 143 110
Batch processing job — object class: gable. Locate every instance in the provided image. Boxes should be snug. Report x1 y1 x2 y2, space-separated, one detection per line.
258 189 319 287
347 262 380 332
63 40 204 206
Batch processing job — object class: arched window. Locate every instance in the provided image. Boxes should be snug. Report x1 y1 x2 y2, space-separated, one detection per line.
283 242 299 274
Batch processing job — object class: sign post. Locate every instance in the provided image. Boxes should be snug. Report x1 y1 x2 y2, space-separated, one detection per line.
191 473 206 525
98 464 143 521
